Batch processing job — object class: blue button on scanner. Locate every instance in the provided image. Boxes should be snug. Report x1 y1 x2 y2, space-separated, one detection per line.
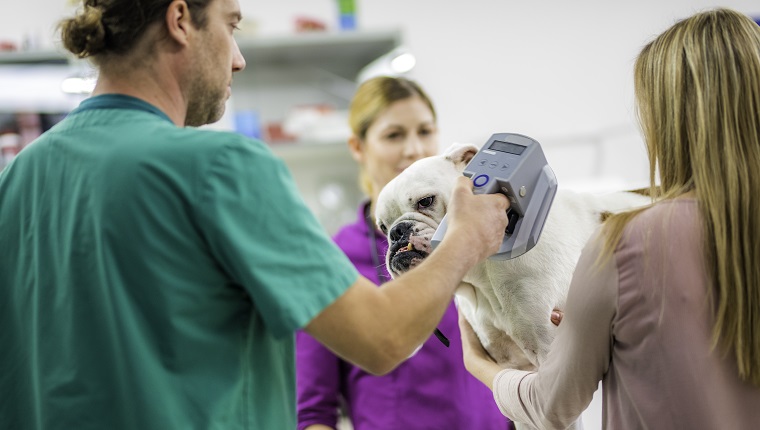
473 174 490 187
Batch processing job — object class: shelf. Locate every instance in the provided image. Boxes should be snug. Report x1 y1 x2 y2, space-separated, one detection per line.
0 29 402 70
0 50 69 65
237 29 401 79
230 29 402 133
269 140 351 163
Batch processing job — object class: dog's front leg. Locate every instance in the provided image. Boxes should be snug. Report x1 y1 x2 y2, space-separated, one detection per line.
454 282 478 313
455 282 534 371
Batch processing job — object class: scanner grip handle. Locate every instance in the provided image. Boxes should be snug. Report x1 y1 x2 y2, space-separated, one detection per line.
430 215 448 251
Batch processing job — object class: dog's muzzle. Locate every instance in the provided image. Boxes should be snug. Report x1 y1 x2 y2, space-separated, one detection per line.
388 221 431 275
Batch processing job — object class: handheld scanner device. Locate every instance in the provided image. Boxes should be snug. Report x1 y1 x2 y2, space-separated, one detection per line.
431 133 558 260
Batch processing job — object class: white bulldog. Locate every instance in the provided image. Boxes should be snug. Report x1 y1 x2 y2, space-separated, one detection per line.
375 142 650 430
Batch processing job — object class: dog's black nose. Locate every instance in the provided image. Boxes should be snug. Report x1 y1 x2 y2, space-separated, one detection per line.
389 222 412 243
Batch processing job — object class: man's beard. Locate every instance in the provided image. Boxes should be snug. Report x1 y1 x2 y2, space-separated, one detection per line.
184 74 227 127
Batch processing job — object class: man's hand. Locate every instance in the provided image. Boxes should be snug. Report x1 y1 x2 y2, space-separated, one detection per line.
445 176 510 264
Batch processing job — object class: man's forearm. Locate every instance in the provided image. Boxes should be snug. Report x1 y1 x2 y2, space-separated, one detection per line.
304 232 479 375
374 231 479 351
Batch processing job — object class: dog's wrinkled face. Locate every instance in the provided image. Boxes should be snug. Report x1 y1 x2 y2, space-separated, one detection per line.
375 143 478 278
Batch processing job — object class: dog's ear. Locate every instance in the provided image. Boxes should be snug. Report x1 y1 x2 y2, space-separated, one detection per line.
443 142 479 171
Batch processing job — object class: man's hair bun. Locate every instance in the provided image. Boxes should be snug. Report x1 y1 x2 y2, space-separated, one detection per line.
60 5 107 58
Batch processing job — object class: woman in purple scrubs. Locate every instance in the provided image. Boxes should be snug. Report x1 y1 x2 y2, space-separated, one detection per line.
296 76 513 430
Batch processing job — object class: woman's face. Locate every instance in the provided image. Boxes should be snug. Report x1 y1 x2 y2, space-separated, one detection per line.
355 96 439 200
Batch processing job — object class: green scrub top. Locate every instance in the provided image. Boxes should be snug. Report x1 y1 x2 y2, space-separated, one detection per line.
0 95 359 429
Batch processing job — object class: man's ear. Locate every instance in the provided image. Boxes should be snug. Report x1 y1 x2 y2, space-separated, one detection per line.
443 142 479 171
165 0 193 47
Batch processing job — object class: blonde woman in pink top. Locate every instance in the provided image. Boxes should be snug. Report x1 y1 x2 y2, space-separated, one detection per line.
461 8 760 430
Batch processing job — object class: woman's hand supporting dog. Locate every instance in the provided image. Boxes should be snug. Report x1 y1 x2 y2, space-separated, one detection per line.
460 307 565 390
551 309 564 326
459 310 504 390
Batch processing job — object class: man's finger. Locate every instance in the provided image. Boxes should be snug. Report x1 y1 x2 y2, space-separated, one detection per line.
455 175 474 191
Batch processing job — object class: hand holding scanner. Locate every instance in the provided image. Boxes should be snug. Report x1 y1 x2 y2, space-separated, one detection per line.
431 133 558 260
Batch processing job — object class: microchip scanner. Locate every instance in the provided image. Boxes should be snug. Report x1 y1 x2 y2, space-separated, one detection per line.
431 133 558 260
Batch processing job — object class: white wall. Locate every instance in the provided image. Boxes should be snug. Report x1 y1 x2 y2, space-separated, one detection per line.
0 0 72 51
238 0 760 190
2 0 759 189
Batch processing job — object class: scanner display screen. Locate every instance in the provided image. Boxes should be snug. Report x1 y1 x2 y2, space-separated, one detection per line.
489 140 526 155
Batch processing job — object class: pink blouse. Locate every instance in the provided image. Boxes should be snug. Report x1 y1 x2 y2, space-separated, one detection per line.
493 198 760 429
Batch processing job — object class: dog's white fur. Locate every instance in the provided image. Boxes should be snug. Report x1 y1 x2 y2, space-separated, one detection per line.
375 143 650 429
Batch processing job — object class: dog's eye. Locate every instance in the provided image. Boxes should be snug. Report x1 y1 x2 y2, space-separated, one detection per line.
379 223 388 235
417 196 435 210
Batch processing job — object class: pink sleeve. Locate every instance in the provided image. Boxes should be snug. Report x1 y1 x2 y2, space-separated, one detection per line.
492 228 617 428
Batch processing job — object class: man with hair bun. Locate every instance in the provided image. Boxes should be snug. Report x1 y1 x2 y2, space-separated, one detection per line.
0 0 509 429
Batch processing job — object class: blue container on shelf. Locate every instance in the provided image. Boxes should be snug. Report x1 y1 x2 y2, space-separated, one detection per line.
234 110 261 139
339 14 356 30
337 0 356 30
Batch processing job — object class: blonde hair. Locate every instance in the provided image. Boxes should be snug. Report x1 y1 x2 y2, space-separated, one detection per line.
348 76 437 197
603 8 760 385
